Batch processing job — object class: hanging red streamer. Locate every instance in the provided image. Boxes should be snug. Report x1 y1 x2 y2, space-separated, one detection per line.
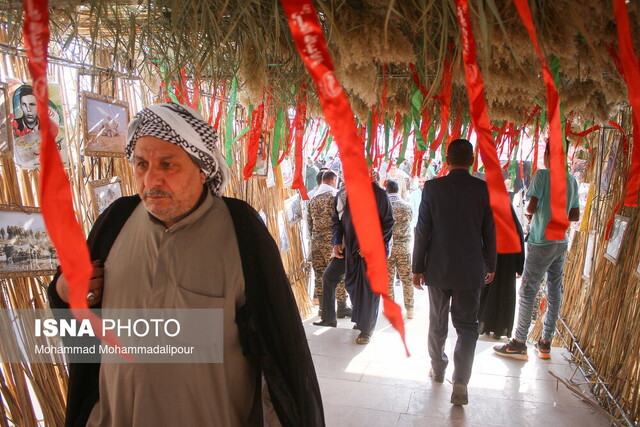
430 47 453 152
23 0 124 352
613 0 640 207
281 0 407 354
23 0 92 309
513 0 569 241
290 87 310 200
242 101 265 180
455 0 521 253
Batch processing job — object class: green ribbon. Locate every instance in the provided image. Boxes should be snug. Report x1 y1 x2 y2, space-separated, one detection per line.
411 88 427 151
384 117 391 161
272 107 285 166
224 76 238 165
399 114 410 164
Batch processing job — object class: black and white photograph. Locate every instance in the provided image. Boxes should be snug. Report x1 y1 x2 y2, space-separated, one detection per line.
0 205 57 278
89 177 123 216
83 92 129 156
284 194 303 226
604 215 629 264
583 231 596 280
277 210 290 253
0 83 12 157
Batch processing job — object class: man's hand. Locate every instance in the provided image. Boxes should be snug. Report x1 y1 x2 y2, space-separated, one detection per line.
56 260 104 306
333 244 344 259
413 273 425 290
484 272 495 284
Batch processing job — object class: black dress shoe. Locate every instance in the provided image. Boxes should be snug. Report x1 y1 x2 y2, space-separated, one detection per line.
312 319 337 327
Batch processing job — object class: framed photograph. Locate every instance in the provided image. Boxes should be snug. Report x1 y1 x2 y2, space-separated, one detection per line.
251 133 270 177
604 215 629 264
82 92 129 157
89 177 123 216
9 83 68 170
0 205 57 278
284 194 303 226
0 83 12 158
582 231 596 280
277 157 294 189
277 211 290 253
600 137 620 194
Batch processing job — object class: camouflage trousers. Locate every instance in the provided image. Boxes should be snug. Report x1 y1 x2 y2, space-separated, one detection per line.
312 240 347 302
388 243 414 310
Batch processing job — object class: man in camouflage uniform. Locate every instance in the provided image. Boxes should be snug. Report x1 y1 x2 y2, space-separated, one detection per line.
386 179 415 319
307 171 349 317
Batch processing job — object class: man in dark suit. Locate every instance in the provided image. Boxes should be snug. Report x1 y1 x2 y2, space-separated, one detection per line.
412 139 496 406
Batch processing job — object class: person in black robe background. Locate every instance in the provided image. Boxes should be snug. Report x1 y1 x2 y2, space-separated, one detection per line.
478 207 525 339
332 180 394 344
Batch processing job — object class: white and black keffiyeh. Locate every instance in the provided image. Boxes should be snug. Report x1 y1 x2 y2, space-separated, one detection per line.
126 102 230 196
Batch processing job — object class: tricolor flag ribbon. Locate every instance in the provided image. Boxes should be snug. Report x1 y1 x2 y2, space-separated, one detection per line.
281 0 408 354
455 0 521 253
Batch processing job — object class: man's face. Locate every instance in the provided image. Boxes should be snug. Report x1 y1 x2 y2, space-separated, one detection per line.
133 136 206 227
20 94 38 127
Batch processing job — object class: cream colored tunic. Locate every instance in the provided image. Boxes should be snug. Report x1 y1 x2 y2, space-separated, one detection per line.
87 193 256 427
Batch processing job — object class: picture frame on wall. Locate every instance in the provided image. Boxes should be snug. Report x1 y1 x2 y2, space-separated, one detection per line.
9 82 68 170
82 92 129 157
604 215 630 265
89 177 123 216
0 83 12 158
0 205 57 278
277 211 290 253
284 194 302 226
277 157 294 188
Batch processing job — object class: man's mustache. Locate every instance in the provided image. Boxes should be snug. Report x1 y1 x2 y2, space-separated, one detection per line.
143 189 172 198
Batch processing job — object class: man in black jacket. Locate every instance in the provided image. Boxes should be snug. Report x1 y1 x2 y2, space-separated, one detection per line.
412 139 496 406
48 103 324 426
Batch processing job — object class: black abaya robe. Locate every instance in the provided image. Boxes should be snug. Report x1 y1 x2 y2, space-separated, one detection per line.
477 208 525 337
333 183 394 335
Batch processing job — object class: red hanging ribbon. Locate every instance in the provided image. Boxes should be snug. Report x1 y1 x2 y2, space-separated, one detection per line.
24 0 124 352
242 101 265 180
613 0 640 207
23 0 92 309
282 0 407 354
455 0 521 253
290 87 310 200
513 0 569 241
431 48 453 152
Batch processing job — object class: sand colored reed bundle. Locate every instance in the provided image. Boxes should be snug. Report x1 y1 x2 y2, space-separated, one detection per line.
220 106 313 318
529 109 640 424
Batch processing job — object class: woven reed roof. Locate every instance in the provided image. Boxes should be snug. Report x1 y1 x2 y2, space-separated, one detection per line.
1 0 639 124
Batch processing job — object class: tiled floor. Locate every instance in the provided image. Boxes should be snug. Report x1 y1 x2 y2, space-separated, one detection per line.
304 290 611 426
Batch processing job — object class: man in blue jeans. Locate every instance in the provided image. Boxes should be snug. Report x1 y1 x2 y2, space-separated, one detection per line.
494 141 580 361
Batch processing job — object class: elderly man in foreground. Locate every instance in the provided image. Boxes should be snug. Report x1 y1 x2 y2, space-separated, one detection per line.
48 102 324 427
